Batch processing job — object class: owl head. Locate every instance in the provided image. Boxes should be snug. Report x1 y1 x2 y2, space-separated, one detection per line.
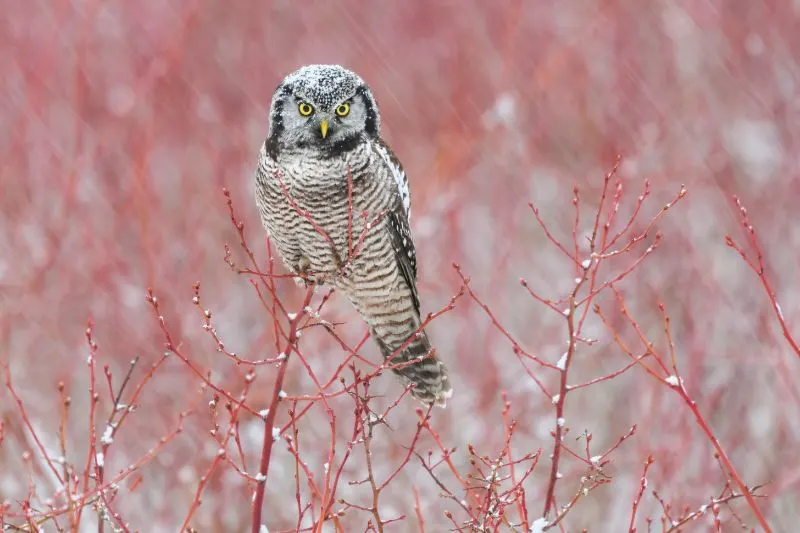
266 65 380 156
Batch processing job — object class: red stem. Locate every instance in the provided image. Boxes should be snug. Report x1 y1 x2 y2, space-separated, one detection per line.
251 286 315 533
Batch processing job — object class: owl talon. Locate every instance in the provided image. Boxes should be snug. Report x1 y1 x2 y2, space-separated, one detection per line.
293 255 317 287
297 255 311 273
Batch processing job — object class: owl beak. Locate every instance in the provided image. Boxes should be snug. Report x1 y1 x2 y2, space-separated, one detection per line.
320 120 329 139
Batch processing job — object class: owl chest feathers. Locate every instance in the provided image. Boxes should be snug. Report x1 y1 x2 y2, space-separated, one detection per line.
256 139 402 278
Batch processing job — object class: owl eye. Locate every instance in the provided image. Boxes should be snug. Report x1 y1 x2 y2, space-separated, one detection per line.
335 103 350 117
298 102 314 116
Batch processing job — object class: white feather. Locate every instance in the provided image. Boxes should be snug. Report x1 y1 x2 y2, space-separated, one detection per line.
371 140 411 219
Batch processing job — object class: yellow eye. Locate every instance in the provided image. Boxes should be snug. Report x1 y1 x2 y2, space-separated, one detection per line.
335 103 350 117
298 102 314 116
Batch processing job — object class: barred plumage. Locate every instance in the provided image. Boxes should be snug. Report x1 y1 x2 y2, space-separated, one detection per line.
254 65 452 406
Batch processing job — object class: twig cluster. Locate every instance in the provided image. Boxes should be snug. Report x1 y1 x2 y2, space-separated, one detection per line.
0 161 780 531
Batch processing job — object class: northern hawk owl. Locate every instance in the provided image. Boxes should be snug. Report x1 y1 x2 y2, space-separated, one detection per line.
254 65 452 406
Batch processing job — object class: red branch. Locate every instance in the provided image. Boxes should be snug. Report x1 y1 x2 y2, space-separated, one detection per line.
251 287 315 533
725 195 800 360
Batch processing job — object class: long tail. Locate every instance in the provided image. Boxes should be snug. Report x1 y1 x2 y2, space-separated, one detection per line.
338 265 453 407
373 327 453 407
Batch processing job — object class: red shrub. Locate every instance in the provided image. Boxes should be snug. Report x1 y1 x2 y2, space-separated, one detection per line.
2 1 798 531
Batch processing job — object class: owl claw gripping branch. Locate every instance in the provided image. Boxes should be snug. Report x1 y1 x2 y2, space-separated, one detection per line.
254 64 453 407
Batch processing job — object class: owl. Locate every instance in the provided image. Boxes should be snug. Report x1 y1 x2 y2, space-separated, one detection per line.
254 65 453 407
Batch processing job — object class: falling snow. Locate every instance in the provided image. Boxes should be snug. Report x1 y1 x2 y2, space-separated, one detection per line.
7 5 795 531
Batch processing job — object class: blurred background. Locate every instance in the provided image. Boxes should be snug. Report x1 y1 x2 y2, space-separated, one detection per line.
2 0 799 531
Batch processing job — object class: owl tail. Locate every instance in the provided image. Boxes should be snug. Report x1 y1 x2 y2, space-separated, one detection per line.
374 329 453 407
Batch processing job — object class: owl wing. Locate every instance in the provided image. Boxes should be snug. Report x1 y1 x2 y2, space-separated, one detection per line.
372 138 420 314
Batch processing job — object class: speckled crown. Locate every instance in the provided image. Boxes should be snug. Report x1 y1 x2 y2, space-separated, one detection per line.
283 64 364 110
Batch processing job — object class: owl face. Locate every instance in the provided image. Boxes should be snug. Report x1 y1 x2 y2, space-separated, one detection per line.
267 65 380 155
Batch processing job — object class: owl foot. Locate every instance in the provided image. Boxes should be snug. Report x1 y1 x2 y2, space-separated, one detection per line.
294 255 324 287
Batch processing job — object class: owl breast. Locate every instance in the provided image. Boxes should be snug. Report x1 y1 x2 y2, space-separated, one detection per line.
255 141 397 281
